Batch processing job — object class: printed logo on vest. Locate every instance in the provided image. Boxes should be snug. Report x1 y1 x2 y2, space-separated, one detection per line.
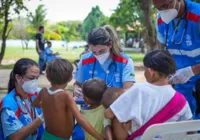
185 34 192 46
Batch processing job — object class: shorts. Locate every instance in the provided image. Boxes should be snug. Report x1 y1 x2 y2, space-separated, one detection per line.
42 130 70 140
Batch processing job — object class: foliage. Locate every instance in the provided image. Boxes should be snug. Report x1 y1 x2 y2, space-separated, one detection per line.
82 6 105 39
0 0 28 64
28 4 47 30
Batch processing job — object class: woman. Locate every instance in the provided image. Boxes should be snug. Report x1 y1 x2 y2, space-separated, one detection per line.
73 25 135 98
0 58 44 140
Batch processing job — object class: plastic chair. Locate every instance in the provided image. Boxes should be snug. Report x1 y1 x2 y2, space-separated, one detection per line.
141 120 200 140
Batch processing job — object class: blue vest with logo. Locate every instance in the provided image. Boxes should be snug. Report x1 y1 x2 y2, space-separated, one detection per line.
81 52 130 88
157 0 200 117
0 89 44 140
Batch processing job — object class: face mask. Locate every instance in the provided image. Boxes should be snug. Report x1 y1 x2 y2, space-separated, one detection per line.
94 51 110 65
159 0 180 24
22 79 38 94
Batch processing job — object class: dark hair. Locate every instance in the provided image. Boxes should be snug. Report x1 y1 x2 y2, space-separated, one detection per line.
47 41 52 45
82 78 107 103
102 87 123 108
8 58 38 93
38 26 44 31
46 58 73 85
143 50 176 77
87 25 122 55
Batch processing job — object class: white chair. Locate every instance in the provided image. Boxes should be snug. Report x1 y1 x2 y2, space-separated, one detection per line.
141 120 200 140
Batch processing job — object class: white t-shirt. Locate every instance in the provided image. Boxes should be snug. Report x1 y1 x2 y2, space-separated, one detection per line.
110 82 192 139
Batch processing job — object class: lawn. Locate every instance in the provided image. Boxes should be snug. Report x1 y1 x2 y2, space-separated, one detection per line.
0 47 144 69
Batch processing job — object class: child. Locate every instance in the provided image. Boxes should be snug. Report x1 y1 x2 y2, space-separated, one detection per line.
102 88 130 140
45 41 60 63
81 78 111 140
104 50 193 140
32 59 104 140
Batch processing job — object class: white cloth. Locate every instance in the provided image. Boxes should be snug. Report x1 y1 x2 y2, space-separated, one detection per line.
47 88 64 95
110 82 192 140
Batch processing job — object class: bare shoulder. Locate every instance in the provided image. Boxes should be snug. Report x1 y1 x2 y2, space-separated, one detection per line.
57 90 73 101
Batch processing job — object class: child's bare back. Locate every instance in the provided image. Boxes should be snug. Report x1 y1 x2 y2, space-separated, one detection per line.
40 88 74 138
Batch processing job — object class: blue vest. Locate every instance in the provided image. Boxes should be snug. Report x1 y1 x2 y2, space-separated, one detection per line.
157 0 200 117
81 52 130 88
0 89 44 140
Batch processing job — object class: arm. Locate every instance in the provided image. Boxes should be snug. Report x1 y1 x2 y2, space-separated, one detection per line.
9 118 42 140
66 93 104 140
1 109 43 140
36 40 41 53
105 108 115 120
105 126 113 140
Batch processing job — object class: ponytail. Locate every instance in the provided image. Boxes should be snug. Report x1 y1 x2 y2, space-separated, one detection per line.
8 71 16 93
104 25 122 55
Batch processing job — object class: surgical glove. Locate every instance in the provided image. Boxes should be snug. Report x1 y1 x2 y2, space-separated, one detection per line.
73 84 83 99
169 66 194 84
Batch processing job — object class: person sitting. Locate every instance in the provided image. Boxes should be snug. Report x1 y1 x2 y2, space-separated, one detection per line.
45 41 60 63
104 50 193 140
32 59 104 140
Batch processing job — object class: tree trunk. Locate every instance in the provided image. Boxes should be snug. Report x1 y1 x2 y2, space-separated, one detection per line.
0 1 11 65
140 0 156 51
25 40 29 49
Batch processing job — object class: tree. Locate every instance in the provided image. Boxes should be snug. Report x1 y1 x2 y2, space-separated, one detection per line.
82 6 105 39
0 0 28 64
109 0 157 51
9 18 33 49
28 4 47 29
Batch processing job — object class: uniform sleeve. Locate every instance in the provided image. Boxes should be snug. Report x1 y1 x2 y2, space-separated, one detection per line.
1 109 23 138
122 57 135 83
110 86 142 123
156 18 166 45
74 59 85 84
45 48 52 55
180 102 193 121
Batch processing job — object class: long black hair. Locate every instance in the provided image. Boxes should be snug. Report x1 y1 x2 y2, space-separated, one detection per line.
8 58 38 93
143 50 176 77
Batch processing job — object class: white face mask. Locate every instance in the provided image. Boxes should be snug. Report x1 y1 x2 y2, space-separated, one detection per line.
22 79 38 94
159 0 180 24
94 51 110 65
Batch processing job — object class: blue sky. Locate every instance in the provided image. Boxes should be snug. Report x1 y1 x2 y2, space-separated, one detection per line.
23 0 120 22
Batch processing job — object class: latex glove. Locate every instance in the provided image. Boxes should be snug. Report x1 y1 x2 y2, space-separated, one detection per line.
38 113 44 122
73 84 83 99
169 66 194 84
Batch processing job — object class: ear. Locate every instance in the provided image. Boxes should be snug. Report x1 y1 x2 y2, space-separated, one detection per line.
15 74 21 83
148 68 155 77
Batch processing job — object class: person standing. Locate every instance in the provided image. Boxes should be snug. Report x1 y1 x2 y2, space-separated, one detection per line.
154 0 200 118
35 26 46 74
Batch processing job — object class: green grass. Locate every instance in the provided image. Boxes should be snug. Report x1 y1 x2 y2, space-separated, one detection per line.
1 47 144 69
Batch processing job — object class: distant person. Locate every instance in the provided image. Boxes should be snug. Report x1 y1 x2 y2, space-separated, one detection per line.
45 41 60 63
32 59 104 140
74 45 90 67
35 26 46 74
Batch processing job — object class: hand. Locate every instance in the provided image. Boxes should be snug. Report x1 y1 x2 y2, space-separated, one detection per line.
169 66 194 84
38 113 44 122
73 84 83 99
